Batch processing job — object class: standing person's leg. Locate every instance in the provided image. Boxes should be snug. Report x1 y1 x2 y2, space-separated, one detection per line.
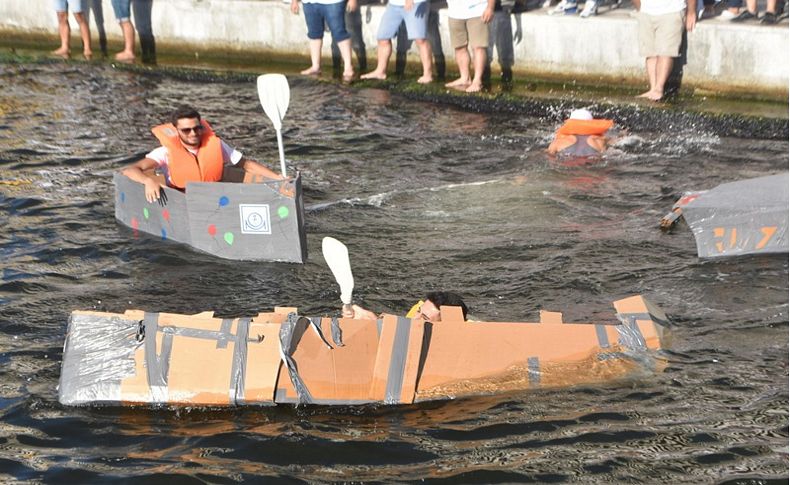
466 17 489 92
324 1 355 79
446 18 471 88
406 2 432 83
52 0 71 58
639 10 682 100
362 4 403 79
636 10 658 98
111 0 135 61
301 2 324 74
426 6 445 80
74 12 93 59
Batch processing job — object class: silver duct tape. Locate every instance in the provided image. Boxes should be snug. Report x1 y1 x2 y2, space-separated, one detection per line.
143 313 169 403
615 314 648 351
384 317 412 405
330 317 344 347
229 318 250 404
278 313 313 405
595 324 611 349
309 316 333 349
528 357 540 386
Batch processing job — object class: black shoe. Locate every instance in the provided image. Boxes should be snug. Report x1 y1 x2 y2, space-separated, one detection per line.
760 11 777 24
731 10 758 21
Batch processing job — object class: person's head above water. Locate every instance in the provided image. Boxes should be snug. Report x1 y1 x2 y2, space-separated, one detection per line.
170 105 204 148
419 291 468 321
569 108 593 121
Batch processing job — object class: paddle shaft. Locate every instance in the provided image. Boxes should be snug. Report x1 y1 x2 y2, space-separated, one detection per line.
276 128 286 177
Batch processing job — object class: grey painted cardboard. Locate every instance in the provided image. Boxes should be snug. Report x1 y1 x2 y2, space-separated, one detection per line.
114 172 307 263
682 173 788 258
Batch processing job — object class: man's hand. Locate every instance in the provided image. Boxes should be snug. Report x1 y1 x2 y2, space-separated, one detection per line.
685 8 696 32
347 0 358 12
342 304 378 320
405 0 414 11
482 6 494 23
143 178 162 204
290 0 299 15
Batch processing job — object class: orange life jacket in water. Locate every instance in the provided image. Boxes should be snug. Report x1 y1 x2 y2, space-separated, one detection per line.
151 120 224 189
556 119 614 136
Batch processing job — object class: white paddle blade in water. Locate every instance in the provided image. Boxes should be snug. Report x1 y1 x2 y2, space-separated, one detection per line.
256 74 290 131
322 237 354 305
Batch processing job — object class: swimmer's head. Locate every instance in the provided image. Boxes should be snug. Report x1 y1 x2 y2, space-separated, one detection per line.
569 108 593 121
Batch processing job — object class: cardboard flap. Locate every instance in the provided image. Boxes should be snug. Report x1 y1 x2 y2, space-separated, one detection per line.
540 310 563 324
439 305 464 322
369 315 425 404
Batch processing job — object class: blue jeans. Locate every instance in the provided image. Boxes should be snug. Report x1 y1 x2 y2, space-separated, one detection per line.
111 0 131 22
303 2 350 42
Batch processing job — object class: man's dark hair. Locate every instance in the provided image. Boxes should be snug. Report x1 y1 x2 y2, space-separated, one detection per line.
171 105 201 126
424 291 468 320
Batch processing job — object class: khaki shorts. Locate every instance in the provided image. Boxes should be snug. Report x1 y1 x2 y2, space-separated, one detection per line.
448 17 489 50
637 10 684 58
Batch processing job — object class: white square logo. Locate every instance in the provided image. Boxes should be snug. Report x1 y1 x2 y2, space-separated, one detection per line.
239 204 271 235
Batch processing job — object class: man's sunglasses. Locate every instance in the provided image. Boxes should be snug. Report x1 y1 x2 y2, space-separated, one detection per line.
179 126 204 134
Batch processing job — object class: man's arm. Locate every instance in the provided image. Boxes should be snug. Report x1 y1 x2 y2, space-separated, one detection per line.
121 158 164 203
482 0 495 23
238 158 284 180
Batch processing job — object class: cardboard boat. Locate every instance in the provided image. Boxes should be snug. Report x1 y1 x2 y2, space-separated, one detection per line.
660 173 788 258
114 166 307 263
58 295 669 407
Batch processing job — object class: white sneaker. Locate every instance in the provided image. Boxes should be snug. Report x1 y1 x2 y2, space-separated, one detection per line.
549 0 578 14
542 0 554 8
580 0 598 17
549 0 567 14
719 10 737 20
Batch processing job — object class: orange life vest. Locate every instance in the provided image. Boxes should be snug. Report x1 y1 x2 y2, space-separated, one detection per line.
151 120 224 189
556 119 614 136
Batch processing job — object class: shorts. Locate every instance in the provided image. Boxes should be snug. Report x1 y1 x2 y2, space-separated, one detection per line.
303 2 351 42
637 10 684 58
111 0 132 22
448 17 489 50
377 2 429 41
52 0 85 13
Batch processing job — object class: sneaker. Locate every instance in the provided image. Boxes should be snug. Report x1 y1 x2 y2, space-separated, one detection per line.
549 0 577 15
760 11 778 23
719 10 738 20
542 0 554 8
731 10 758 21
580 0 598 17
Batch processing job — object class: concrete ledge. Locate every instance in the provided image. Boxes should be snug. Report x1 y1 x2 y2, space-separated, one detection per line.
1 0 787 96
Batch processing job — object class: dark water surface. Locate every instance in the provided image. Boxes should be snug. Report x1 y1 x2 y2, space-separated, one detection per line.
1 63 787 483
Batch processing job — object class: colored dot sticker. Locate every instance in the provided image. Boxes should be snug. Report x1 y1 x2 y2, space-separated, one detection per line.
143 208 150 219
162 209 170 221
161 228 167 240
207 224 217 236
223 232 234 245
277 206 289 219
120 192 125 203
131 217 139 229
218 196 229 207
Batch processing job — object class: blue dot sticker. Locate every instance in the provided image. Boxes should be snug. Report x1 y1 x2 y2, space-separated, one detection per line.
161 228 167 240
219 196 229 207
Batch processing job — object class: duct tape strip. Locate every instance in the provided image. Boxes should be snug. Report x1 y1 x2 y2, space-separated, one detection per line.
143 312 169 403
157 326 236 342
229 318 251 404
376 318 383 338
330 317 344 347
216 319 233 349
528 356 540 387
595 324 611 349
615 314 647 351
384 317 412 405
278 313 313 405
309 316 333 349
617 311 669 327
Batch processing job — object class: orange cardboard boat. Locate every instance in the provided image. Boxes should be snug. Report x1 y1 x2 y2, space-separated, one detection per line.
58 295 669 407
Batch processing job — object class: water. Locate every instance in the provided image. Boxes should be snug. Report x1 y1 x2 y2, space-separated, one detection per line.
0 62 787 483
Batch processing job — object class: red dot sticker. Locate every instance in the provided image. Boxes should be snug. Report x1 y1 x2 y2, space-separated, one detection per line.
162 209 170 221
131 217 139 229
208 224 217 236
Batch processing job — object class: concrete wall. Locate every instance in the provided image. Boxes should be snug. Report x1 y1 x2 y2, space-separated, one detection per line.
1 0 787 94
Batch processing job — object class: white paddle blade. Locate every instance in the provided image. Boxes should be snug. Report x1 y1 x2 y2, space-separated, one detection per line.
322 237 354 305
257 74 290 131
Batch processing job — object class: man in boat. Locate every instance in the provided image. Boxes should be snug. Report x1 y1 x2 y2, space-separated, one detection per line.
121 105 282 203
342 291 469 321
547 108 616 158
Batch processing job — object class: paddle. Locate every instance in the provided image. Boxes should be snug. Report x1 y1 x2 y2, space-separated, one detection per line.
322 237 354 315
256 73 290 177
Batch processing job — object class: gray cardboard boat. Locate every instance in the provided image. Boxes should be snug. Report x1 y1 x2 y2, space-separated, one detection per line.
114 167 307 262
660 173 788 258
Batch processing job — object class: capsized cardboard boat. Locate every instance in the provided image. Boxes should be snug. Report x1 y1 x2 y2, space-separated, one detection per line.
58 295 670 407
660 173 788 258
114 166 307 263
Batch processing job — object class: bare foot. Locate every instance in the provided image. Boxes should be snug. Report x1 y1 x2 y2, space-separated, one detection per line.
114 51 135 63
342 71 355 83
465 82 482 93
637 89 663 101
300 67 321 76
416 75 433 84
636 90 653 98
445 77 470 88
51 48 70 59
360 71 387 80
83 51 93 61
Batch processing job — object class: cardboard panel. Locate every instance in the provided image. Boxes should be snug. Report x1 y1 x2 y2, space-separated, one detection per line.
243 321 282 404
184 175 306 262
114 173 191 244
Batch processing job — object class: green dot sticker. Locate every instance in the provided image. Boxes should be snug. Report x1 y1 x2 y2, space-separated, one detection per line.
277 206 289 219
143 208 150 219
224 232 234 245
